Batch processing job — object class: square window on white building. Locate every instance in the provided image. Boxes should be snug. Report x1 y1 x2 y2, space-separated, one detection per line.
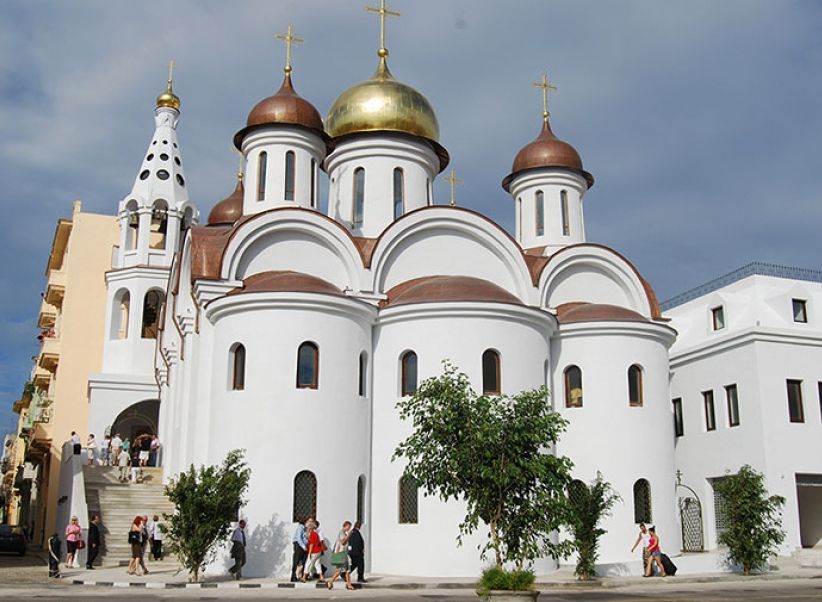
787 379 804 423
672 398 684 437
725 384 740 427
703 390 716 431
711 306 725 331
792 299 808 323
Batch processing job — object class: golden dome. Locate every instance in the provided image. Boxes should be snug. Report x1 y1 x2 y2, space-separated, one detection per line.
156 82 181 111
326 57 439 142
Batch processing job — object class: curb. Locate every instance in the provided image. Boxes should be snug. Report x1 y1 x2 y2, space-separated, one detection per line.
69 579 365 590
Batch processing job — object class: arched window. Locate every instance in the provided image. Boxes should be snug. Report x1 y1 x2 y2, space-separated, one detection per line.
393 167 404 219
149 200 168 250
564 365 583 408
482 349 501 395
535 191 545 236
310 159 316 208
352 167 365 226
125 200 139 251
297 342 319 389
284 151 295 201
628 364 644 407
293 470 317 522
398 474 418 524
517 197 523 238
561 190 570 236
257 151 267 201
426 178 431 206
567 479 588 510
111 289 130 340
633 478 652 523
180 206 194 234
400 351 418 396
230 343 245 391
358 351 368 397
141 290 164 339
356 475 366 524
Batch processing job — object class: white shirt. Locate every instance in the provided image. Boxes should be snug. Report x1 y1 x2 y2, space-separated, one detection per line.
118 452 129 467
71 434 80 445
111 436 122 448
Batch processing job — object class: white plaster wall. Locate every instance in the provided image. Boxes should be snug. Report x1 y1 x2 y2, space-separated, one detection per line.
87 375 160 443
371 303 556 576
552 322 679 565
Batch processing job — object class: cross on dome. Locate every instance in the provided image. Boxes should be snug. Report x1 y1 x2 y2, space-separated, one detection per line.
156 60 181 111
533 73 557 121
275 24 304 74
444 169 463 207
366 0 400 58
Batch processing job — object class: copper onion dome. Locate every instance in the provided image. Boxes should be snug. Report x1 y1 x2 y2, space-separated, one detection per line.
233 73 326 149
207 176 244 226
502 119 594 191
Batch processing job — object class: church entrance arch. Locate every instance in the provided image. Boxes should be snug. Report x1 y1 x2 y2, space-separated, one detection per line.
110 399 160 441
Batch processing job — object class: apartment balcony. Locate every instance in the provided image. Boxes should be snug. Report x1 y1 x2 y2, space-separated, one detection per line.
37 335 60 373
32 366 51 389
37 298 58 329
44 269 66 307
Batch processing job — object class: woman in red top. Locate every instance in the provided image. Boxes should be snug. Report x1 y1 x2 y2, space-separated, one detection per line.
644 526 667 577
301 521 326 583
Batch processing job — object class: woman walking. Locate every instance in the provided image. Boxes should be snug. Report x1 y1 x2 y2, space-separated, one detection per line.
127 516 144 575
64 516 82 569
301 521 326 584
326 521 354 590
644 526 667 577
630 523 651 569
86 434 97 465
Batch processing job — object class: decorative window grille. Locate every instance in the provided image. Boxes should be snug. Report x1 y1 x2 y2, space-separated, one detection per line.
567 479 588 510
712 479 729 533
633 479 652 523
293 470 317 523
399 474 419 524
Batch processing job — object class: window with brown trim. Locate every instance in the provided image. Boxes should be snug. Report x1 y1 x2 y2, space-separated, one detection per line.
296 342 319 389
725 384 740 427
141 290 164 339
711 306 725 330
628 364 643 407
787 379 804 423
482 349 501 395
230 343 246 391
792 299 808 323
400 351 417 396
564 365 583 408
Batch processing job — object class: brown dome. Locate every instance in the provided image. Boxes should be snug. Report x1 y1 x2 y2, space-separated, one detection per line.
502 119 594 191
233 73 325 149
382 275 522 308
228 271 343 296
556 302 648 325
207 177 244 226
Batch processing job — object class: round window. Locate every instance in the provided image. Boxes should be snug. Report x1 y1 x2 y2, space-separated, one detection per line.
146 154 154 161
174 157 181 166
157 170 170 180
160 153 169 161
176 174 185 186
139 170 150 180
162 140 168 144
173 142 178 148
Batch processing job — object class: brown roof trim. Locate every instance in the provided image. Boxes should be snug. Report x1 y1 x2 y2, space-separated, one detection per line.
556 302 648 325
227 270 343 297
381 275 523 308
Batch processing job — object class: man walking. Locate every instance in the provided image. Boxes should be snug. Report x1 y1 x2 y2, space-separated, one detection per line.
86 515 101 569
228 519 247 580
111 433 122 465
347 521 365 583
290 518 308 582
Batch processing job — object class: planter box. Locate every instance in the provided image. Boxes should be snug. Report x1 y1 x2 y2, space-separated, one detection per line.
477 591 540 602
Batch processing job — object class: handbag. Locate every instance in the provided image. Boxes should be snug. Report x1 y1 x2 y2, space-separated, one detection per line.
128 530 141 545
76 539 86 550
330 550 348 567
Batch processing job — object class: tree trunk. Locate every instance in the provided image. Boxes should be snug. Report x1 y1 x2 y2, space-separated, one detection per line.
489 519 502 568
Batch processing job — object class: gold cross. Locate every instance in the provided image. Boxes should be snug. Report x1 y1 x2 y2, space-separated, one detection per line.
231 147 244 180
167 60 175 91
445 169 463 207
276 24 304 73
533 73 557 121
366 0 400 57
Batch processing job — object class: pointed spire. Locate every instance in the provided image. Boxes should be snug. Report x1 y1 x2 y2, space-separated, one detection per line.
156 61 181 111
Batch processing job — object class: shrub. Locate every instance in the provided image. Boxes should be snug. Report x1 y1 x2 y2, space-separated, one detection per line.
478 566 535 595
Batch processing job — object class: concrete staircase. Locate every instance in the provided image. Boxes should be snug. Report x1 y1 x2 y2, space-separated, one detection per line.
83 466 174 565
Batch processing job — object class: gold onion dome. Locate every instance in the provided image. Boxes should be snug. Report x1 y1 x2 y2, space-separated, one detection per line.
326 56 447 170
156 78 181 111
502 118 594 191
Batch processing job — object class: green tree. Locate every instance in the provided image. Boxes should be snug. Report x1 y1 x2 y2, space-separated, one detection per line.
393 362 574 569
714 464 785 575
565 473 620 580
163 449 251 582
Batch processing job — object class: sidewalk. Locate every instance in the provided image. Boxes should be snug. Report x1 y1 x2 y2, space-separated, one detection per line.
60 558 822 591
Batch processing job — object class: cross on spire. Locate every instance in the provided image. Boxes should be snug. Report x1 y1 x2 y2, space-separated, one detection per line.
231 146 244 181
366 0 400 58
276 24 304 74
167 60 175 92
533 73 557 121
444 169 463 207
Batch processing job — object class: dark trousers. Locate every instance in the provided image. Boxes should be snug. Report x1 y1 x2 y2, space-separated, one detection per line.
49 557 60 577
349 554 365 582
86 544 99 568
290 543 307 581
229 544 246 579
151 539 163 560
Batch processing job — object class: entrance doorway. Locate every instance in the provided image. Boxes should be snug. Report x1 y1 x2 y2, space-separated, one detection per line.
110 399 160 442
796 474 822 548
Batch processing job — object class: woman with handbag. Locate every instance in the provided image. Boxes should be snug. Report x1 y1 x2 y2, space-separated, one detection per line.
127 516 145 576
64 516 83 569
326 521 354 590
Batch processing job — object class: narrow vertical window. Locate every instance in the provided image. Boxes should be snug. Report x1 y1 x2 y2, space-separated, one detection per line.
564 365 583 408
358 351 368 397
125 201 139 250
711 306 725 330
400 351 417 396
356 475 366 524
482 349 501 395
633 479 652 523
141 290 163 339
561 190 570 236
672 398 684 437
112 289 130 340
393 167 404 219
149 201 168 250
535 191 545 236
293 470 317 522
352 167 365 227
310 159 316 208
818 382 822 424
787 379 804 423
284 151 295 201
517 197 523 238
703 390 716 431
792 299 808 323
257 151 267 201
426 178 431 206
725 384 740 427
230 344 245 391
628 364 643 407
398 474 418 524
296 342 319 389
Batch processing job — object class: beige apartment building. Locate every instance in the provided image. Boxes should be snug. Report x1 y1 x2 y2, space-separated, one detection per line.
9 201 117 544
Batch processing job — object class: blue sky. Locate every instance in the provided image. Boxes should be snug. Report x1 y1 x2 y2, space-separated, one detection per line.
1 1 820 435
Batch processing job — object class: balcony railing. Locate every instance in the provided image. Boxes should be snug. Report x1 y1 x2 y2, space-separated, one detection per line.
44 269 66 307
38 336 60 373
38 298 58 329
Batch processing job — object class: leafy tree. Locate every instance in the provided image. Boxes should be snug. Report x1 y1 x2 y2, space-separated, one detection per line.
565 473 620 580
393 362 574 569
163 449 251 582
714 464 785 575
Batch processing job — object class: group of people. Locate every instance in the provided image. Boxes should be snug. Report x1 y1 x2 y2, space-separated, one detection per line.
631 523 677 577
127 514 166 575
289 517 365 590
70 431 162 472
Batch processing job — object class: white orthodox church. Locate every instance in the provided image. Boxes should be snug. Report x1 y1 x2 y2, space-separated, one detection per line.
82 12 821 578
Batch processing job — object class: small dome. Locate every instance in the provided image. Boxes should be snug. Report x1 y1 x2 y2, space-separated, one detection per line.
327 58 440 143
207 177 244 226
382 275 522 308
556 302 647 325
156 80 180 111
502 119 593 191
228 271 343 297
234 73 324 149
